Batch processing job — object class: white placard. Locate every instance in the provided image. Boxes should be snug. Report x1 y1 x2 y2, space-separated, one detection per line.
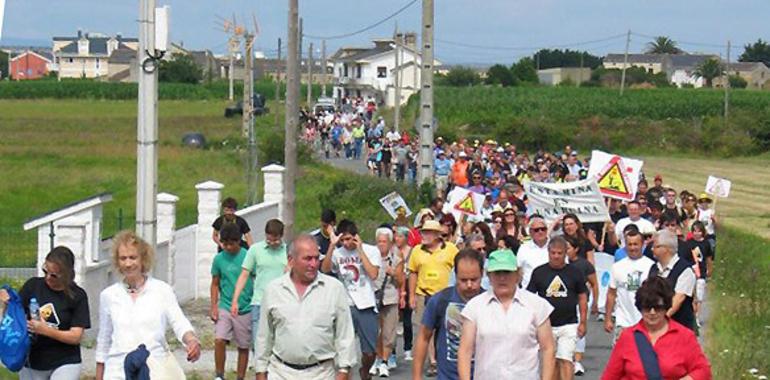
587 150 644 201
524 178 610 224
705 175 731 198
594 252 615 314
444 187 486 223
378 192 412 220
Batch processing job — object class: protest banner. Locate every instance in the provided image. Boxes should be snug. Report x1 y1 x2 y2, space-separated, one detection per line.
444 187 485 222
594 252 615 314
587 150 644 201
524 178 610 223
705 175 731 198
379 192 412 220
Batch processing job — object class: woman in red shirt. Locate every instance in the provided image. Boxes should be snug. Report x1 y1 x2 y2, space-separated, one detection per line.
602 276 712 380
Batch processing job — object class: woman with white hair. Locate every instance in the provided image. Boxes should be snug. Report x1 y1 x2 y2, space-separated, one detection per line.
649 229 697 331
370 227 405 377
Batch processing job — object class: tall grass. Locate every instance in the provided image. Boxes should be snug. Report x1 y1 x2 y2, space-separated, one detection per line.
707 226 770 378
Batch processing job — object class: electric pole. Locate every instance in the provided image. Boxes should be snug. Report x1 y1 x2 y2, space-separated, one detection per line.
136 0 158 249
418 0 435 185
244 32 258 205
724 40 731 126
298 17 303 103
321 40 327 97
578 53 584 88
228 36 238 101
275 37 282 129
307 42 313 105
393 25 401 132
284 0 299 240
243 33 254 138
619 29 631 96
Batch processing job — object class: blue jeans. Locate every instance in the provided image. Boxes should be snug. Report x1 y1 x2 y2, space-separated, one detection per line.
354 138 364 159
251 305 261 348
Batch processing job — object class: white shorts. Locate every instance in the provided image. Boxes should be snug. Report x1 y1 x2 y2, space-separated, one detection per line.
696 278 707 303
552 323 578 362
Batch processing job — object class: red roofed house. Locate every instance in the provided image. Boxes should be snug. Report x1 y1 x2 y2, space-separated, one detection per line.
10 50 52 80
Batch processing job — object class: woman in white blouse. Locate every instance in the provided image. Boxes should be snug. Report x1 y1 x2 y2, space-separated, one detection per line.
96 231 201 380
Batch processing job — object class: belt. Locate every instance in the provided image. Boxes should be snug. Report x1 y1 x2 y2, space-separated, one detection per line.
274 355 331 371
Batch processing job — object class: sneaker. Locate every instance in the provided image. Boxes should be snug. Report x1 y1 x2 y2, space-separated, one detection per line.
369 359 382 376
387 354 397 369
403 350 413 361
378 362 390 377
574 361 585 376
597 313 605 322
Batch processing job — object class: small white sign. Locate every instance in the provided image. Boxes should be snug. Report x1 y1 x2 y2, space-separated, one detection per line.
705 175 731 198
379 192 412 220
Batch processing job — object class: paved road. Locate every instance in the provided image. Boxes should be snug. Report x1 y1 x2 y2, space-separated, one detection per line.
320 154 612 380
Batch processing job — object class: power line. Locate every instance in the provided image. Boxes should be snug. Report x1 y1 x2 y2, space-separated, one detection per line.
435 33 628 52
303 0 418 40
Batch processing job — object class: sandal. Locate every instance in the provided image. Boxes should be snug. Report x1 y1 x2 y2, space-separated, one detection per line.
427 362 438 377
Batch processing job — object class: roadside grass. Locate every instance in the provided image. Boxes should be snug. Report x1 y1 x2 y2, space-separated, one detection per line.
706 226 770 379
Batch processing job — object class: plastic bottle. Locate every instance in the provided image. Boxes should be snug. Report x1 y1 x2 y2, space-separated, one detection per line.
29 297 40 340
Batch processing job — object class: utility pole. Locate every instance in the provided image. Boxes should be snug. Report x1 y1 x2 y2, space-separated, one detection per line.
307 42 313 105
243 34 254 138
619 29 631 96
418 0 435 185
136 0 158 249
298 17 303 103
393 25 401 132
244 33 258 205
578 53 584 88
284 0 299 240
275 37 282 129
724 40 731 126
321 40 327 97
228 36 238 101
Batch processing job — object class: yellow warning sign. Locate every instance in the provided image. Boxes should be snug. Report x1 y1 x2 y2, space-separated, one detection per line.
597 157 631 199
454 192 477 215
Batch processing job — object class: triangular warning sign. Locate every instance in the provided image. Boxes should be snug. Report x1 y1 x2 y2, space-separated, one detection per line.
597 156 631 200
546 276 568 298
454 192 477 215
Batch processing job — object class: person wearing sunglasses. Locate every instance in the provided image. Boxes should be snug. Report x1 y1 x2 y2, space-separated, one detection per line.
517 216 551 289
0 246 90 380
602 276 711 379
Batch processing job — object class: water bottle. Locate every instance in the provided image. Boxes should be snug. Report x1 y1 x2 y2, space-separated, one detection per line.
29 298 40 340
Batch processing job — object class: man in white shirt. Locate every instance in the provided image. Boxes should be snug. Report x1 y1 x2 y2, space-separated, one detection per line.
385 127 401 143
517 216 550 289
321 219 381 380
603 229 655 343
614 200 656 246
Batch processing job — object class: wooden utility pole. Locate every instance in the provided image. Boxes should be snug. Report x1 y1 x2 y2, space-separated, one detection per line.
724 40 731 126
284 0 299 239
275 37 282 129
578 53 584 87
321 40 327 97
393 25 401 132
307 42 313 105
620 29 631 96
418 0 435 184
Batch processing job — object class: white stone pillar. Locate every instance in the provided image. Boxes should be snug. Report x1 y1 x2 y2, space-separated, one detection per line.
195 181 224 299
55 224 88 285
261 164 286 221
157 192 179 285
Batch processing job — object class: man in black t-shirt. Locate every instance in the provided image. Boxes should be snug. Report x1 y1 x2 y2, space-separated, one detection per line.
212 197 253 250
527 236 588 380
314 208 337 259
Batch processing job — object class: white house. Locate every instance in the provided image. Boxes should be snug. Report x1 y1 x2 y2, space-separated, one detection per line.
670 69 706 88
331 33 437 107
52 30 138 79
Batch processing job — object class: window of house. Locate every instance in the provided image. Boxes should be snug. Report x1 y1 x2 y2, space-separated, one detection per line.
343 64 349 77
356 64 362 78
68 58 74 63
377 66 387 78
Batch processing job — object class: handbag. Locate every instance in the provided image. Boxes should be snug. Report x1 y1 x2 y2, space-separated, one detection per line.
634 330 663 380
0 285 30 372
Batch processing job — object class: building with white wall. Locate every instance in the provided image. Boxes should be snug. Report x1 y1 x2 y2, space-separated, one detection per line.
52 30 138 79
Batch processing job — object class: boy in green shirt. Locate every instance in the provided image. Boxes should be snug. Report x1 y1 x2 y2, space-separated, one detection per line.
210 223 253 380
231 219 288 349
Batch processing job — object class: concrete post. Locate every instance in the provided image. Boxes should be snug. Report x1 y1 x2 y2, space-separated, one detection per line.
157 192 179 285
54 224 88 285
261 164 286 221
195 181 224 298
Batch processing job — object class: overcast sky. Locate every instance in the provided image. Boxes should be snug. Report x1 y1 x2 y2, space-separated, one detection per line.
2 0 769 64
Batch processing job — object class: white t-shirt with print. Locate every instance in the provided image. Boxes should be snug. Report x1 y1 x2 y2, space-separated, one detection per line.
696 208 715 235
609 255 655 327
331 243 382 310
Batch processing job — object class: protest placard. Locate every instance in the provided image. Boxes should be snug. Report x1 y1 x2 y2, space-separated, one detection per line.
525 178 610 223
378 192 412 220
587 150 644 201
705 175 731 198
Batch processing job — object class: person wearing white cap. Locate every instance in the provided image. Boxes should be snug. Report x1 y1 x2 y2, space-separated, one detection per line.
451 151 470 189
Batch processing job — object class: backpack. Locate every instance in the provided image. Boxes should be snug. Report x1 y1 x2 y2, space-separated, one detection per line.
0 285 30 372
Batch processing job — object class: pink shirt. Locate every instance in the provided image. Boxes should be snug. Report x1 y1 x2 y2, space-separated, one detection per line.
461 288 554 379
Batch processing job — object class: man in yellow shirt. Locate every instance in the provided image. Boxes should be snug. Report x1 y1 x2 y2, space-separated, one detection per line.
408 219 459 375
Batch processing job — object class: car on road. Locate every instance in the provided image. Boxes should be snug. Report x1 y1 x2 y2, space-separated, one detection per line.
225 93 269 118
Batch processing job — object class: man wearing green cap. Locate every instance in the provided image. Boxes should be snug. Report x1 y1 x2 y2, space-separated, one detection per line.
457 249 556 379
412 249 485 380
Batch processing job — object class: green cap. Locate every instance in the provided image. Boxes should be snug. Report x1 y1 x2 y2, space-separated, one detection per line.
486 249 517 272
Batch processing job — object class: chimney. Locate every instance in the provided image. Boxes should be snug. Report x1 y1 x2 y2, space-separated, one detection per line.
77 29 82 39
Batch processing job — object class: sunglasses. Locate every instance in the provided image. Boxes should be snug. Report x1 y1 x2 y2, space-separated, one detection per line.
441 233 450 238
531 227 547 233
42 267 60 279
642 304 668 312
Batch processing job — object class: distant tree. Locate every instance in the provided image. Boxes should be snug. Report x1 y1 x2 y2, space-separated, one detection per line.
485 64 517 86
693 58 724 87
443 66 481 87
728 74 748 89
532 49 602 69
0 51 8 79
511 57 539 83
739 39 770 67
645 36 683 54
159 54 203 84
